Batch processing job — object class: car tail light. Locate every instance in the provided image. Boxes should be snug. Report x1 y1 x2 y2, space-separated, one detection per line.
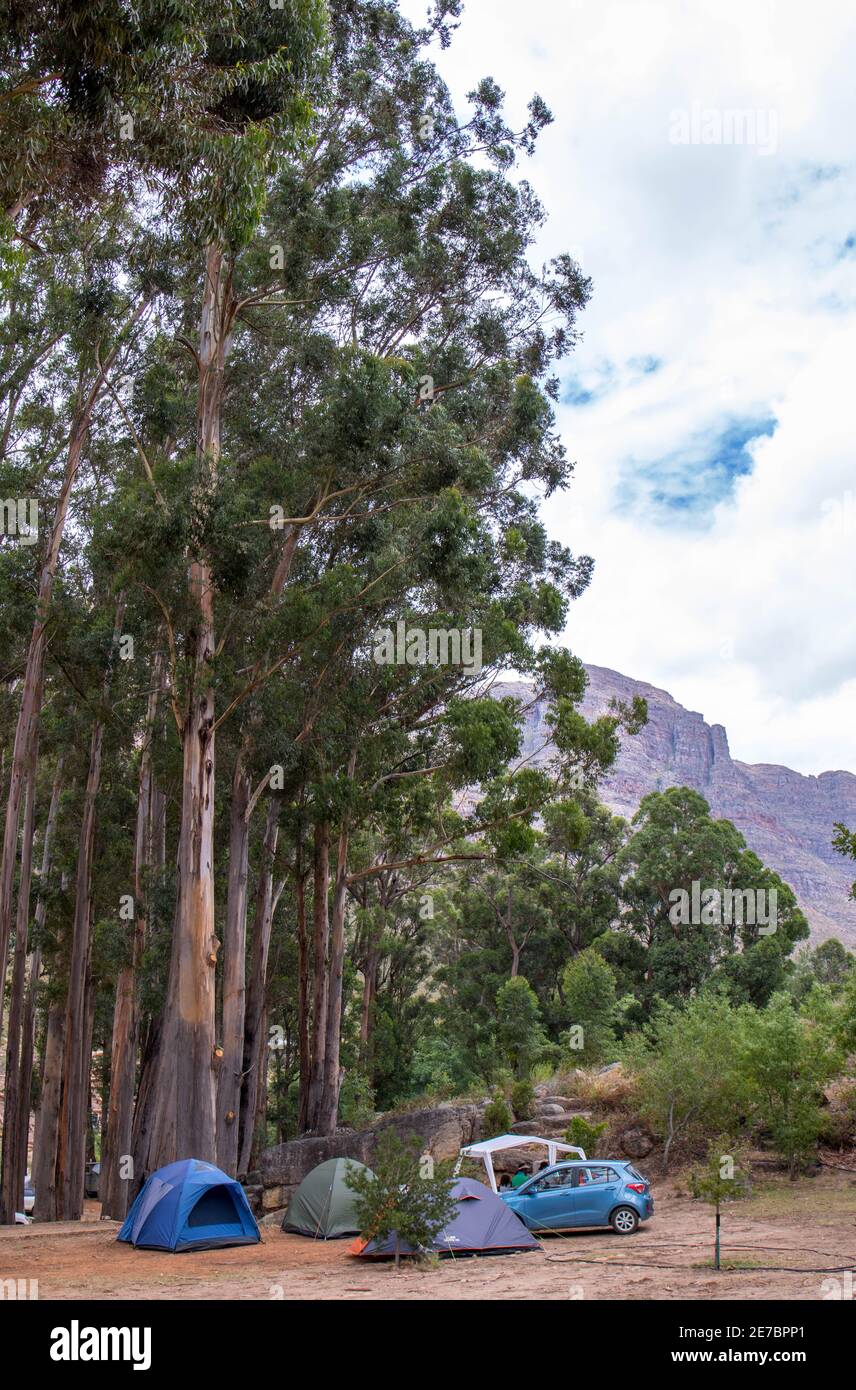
626 1182 646 1193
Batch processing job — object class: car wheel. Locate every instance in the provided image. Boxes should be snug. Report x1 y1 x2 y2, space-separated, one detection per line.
610 1206 639 1235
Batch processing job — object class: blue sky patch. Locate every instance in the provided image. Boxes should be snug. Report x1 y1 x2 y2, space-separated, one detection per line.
614 415 777 526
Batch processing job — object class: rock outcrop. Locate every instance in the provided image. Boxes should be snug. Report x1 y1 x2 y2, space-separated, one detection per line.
495 665 856 946
257 1103 482 1214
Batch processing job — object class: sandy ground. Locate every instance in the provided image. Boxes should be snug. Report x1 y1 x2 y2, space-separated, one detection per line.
2 1170 855 1301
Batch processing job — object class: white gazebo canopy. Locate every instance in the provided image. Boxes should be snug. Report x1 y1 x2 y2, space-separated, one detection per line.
456 1134 586 1193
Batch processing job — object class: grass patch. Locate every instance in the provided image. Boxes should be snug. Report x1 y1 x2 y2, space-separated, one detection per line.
742 1170 856 1221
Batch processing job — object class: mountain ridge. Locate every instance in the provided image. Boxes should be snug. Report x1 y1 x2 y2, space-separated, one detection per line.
494 663 856 946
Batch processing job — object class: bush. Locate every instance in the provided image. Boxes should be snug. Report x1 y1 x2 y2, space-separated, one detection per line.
564 1114 607 1157
739 992 842 1176
346 1130 458 1265
337 1071 376 1130
622 993 750 1168
510 1079 534 1120
563 1064 640 1112
820 1078 856 1149
483 1094 513 1135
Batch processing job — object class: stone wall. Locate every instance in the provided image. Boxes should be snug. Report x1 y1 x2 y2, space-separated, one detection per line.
253 1102 483 1218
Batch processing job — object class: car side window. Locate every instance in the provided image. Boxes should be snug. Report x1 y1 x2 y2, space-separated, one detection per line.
540 1168 575 1189
587 1166 618 1184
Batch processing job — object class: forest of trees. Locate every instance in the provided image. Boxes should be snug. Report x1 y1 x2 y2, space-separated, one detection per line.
1 1 854 1230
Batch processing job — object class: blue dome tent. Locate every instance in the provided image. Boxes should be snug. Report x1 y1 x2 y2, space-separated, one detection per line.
117 1159 260 1253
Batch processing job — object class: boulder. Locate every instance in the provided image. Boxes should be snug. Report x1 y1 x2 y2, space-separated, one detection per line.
259 1102 482 1192
618 1126 655 1159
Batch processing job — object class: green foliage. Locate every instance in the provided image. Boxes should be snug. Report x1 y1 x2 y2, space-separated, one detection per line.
510 1078 535 1120
620 788 809 1008
561 949 619 1062
337 1071 376 1131
690 1137 753 1209
483 1095 514 1135
738 992 841 1176
690 1137 752 1269
495 976 548 1079
345 1131 458 1262
564 1114 607 1157
622 992 751 1167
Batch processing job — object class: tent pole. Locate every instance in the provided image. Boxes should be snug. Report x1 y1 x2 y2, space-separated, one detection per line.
485 1156 497 1193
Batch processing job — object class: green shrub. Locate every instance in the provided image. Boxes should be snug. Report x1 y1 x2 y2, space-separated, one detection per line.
564 1114 607 1157
337 1071 376 1130
511 1079 534 1120
346 1131 457 1266
483 1094 513 1135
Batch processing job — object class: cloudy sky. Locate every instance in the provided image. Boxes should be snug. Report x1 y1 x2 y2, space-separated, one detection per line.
402 0 856 775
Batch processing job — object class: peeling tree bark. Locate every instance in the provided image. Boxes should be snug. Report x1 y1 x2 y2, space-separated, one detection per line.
215 746 251 1175
0 301 148 1037
53 597 124 1220
237 797 280 1178
150 244 232 1168
306 821 330 1131
31 993 65 1222
316 753 356 1137
101 655 163 1219
0 734 38 1223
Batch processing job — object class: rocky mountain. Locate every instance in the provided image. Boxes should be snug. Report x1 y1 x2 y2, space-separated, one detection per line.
496 665 856 947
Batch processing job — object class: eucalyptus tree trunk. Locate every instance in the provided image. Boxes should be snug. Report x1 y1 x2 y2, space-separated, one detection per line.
1 753 62 1222
32 995 65 1221
101 656 163 1219
0 305 147 1032
237 797 281 1177
317 758 356 1137
359 946 381 1063
296 842 311 1133
151 243 232 1167
54 597 124 1220
0 744 37 1223
306 821 330 1131
215 748 251 1175
13 761 62 1184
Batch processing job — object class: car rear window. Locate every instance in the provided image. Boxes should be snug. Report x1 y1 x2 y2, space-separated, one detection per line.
626 1165 646 1182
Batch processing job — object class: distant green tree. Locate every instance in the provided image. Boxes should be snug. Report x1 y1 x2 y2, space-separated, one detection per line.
496 976 548 1079
561 948 619 1062
619 788 808 1007
346 1130 457 1266
738 993 841 1177
622 992 751 1168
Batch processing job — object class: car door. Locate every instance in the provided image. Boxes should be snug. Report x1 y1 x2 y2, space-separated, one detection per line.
515 1168 580 1231
572 1165 622 1226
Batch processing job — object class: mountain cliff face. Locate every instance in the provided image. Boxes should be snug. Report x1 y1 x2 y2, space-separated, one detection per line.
497 665 856 947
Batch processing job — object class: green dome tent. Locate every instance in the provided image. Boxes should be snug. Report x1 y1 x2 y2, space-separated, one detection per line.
283 1158 374 1239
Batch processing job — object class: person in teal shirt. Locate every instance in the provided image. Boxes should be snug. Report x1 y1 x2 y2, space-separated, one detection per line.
510 1166 529 1189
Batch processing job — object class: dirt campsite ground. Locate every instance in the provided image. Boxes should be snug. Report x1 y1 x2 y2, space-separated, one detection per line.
3 1168 855 1301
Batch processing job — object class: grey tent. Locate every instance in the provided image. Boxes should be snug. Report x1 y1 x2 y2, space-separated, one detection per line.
355 1176 541 1258
283 1158 374 1238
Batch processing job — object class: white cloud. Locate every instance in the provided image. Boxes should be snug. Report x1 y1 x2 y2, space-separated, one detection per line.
402 0 856 773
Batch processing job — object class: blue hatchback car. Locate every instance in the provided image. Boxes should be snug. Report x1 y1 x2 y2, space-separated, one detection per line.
500 1160 653 1235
